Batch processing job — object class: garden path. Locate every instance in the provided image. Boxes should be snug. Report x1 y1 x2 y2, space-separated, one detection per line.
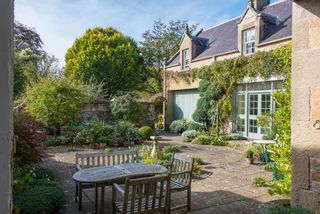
43 132 287 214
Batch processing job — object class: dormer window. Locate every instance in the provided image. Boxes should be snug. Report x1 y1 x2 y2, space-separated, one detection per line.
243 28 255 55
182 49 190 70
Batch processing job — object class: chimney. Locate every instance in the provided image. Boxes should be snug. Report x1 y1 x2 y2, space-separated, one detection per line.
255 0 270 10
249 0 270 10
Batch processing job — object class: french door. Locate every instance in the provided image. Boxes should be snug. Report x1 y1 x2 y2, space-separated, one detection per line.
248 93 271 138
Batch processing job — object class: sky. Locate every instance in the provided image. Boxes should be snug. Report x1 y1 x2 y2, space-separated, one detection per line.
15 0 279 66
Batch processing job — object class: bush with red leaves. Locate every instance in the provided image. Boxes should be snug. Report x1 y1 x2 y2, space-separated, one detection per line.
14 122 46 167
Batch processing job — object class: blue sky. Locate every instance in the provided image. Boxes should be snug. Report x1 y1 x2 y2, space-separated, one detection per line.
15 0 279 66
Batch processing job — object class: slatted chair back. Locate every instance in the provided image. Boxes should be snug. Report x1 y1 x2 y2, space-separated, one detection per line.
122 175 170 214
75 150 139 170
170 154 194 186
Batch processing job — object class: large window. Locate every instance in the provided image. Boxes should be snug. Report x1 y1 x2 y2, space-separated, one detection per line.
243 28 255 55
182 49 190 70
234 81 283 139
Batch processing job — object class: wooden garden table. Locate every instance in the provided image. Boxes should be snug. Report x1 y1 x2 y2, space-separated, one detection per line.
72 163 167 214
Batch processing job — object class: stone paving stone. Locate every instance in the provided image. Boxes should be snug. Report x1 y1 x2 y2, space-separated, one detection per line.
43 132 286 214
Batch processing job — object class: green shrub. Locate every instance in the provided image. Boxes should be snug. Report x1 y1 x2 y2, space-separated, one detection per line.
211 135 228 146
182 130 198 142
193 156 204 165
245 148 254 158
187 122 204 131
115 121 140 144
253 177 272 187
140 145 180 166
14 180 64 214
43 136 68 147
169 119 189 134
33 167 54 180
263 204 314 214
138 126 153 140
194 135 211 145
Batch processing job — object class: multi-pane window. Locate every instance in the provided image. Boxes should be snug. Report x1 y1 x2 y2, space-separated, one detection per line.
243 28 255 55
182 49 190 70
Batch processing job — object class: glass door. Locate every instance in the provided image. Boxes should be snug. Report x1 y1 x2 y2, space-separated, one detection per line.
248 93 271 138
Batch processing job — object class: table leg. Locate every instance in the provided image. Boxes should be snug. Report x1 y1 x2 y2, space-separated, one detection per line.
78 183 82 211
95 183 99 214
101 184 105 214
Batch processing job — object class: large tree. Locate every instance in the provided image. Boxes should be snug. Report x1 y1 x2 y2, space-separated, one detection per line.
65 27 142 100
139 20 197 94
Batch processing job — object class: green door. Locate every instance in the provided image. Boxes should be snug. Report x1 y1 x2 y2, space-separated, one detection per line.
173 89 199 121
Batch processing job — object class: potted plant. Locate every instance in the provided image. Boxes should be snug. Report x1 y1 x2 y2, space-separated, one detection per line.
245 148 254 164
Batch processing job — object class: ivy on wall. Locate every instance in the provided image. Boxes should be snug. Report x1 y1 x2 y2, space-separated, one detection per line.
167 43 292 196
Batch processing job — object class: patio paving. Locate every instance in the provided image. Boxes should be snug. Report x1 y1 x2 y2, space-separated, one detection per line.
43 132 287 214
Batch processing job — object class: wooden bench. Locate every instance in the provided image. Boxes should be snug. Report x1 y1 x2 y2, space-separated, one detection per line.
74 150 140 208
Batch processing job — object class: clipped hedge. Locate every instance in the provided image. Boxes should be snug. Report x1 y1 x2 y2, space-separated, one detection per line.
14 179 64 214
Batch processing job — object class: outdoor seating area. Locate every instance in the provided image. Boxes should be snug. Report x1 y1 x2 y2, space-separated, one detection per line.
73 150 194 213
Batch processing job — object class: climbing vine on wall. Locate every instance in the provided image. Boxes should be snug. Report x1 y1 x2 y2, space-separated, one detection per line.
190 43 292 197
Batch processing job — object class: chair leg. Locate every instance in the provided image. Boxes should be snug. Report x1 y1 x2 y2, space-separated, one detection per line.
187 187 191 211
75 182 78 202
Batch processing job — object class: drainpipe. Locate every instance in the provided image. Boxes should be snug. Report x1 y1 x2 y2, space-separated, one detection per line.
162 58 166 130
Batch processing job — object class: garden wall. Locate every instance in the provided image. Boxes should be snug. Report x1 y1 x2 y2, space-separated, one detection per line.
78 101 155 127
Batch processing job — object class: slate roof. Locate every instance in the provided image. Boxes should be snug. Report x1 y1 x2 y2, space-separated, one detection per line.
166 0 292 67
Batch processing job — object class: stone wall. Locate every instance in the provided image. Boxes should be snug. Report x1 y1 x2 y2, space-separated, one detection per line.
0 0 13 212
291 0 320 212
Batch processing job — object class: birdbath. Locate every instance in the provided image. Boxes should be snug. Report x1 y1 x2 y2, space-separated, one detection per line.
150 136 161 159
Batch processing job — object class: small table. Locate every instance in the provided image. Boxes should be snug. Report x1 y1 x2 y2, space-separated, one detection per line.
73 163 167 214
252 139 276 163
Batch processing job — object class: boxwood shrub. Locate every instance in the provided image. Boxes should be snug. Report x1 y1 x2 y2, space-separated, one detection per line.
138 126 153 140
169 119 189 134
14 179 64 214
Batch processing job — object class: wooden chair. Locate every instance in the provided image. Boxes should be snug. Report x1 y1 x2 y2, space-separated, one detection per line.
75 150 139 210
169 154 194 212
112 175 171 214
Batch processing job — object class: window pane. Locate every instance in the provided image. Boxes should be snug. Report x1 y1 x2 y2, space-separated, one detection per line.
249 94 258 115
237 118 245 132
273 81 283 90
249 119 258 133
237 95 245 114
247 82 271 91
236 84 246 92
261 94 271 114
243 28 255 55
182 49 190 70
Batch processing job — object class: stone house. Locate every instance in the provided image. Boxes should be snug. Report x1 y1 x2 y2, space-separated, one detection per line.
164 0 292 139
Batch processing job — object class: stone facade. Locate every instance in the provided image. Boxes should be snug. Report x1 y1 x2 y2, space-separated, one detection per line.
164 1 292 132
291 0 320 212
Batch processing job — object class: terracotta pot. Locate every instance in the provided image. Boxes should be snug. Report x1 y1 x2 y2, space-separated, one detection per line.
246 158 254 164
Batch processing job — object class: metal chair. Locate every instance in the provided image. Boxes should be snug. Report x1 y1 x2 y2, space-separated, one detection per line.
169 154 194 212
112 175 171 214
75 150 139 210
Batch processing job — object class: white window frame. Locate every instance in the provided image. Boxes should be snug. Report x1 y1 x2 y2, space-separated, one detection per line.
182 49 190 71
243 28 255 55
